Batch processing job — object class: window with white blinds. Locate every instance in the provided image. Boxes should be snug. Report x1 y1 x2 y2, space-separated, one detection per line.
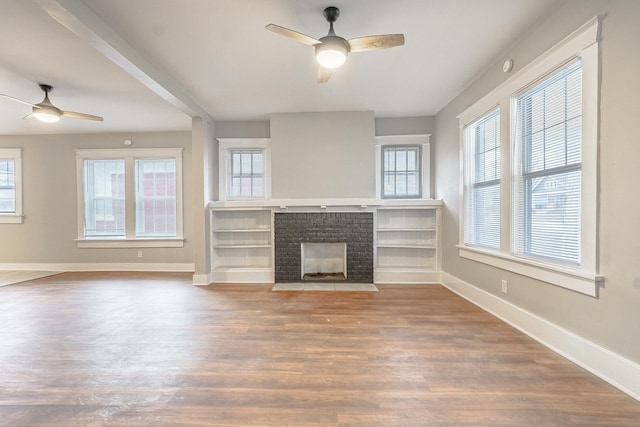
464 109 500 249
75 148 184 248
456 18 599 296
513 60 582 264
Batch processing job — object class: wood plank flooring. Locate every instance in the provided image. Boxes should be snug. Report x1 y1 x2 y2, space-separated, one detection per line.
0 271 638 426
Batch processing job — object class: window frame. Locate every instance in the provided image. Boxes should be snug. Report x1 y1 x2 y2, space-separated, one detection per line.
0 148 23 224
218 138 271 201
375 135 431 199
381 145 422 199
75 148 184 248
463 108 501 250
457 17 600 296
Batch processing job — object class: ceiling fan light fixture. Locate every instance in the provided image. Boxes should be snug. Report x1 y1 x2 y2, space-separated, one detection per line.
315 37 349 69
33 106 61 123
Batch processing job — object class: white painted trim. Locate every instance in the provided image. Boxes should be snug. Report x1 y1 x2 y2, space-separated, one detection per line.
192 273 212 286
209 198 443 210
75 238 185 248
0 214 24 224
0 263 194 272
441 272 640 402
458 246 599 296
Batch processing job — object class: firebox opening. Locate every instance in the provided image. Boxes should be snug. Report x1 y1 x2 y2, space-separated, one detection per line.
301 242 347 281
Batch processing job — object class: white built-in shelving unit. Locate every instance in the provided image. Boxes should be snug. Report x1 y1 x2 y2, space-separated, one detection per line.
210 208 274 283
208 199 441 284
374 206 441 284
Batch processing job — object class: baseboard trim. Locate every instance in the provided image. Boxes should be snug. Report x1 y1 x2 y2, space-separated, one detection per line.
0 263 195 272
441 272 640 402
192 273 212 286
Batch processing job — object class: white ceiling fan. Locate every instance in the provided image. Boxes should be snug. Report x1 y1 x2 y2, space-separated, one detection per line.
0 84 103 123
266 6 405 83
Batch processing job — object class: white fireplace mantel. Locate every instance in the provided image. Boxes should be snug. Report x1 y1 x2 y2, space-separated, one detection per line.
208 198 442 212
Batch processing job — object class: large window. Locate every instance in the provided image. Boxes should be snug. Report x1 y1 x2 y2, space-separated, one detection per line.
218 138 271 201
0 149 22 223
76 148 183 248
464 109 500 249
458 18 599 296
382 145 421 198
513 60 582 264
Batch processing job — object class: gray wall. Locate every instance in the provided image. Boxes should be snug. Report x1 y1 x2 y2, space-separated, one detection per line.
0 131 193 265
270 111 376 199
435 0 640 363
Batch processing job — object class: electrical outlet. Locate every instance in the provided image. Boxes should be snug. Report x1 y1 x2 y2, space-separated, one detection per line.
501 280 508 294
137 250 143 258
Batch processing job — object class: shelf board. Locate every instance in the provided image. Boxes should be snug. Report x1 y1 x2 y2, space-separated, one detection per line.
212 266 273 271
375 266 436 271
213 244 272 249
376 228 436 232
376 244 436 249
212 229 271 233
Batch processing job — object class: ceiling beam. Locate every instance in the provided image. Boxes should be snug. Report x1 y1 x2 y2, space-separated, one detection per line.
35 0 212 120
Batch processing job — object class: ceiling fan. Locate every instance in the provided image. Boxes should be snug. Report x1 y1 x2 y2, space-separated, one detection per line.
0 84 103 123
266 6 405 83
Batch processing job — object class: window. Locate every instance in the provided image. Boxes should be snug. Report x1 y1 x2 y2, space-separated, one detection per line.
458 18 599 296
382 145 421 198
218 138 271 201
464 109 500 249
76 148 183 248
229 149 264 198
513 60 582 264
375 135 431 199
0 149 23 223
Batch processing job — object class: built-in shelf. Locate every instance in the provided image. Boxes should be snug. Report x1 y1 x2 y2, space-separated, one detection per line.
209 200 442 284
374 207 441 284
210 208 274 283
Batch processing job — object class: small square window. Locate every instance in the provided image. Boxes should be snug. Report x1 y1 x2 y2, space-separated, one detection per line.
382 145 421 198
228 149 265 199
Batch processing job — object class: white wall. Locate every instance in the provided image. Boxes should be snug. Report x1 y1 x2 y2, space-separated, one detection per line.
435 0 640 363
0 131 193 266
270 111 376 199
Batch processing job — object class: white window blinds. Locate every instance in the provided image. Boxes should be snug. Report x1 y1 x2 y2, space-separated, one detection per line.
513 59 582 264
465 109 500 249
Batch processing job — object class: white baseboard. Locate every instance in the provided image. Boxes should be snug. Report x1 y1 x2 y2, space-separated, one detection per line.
192 273 212 286
441 272 640 402
209 268 274 284
0 263 195 272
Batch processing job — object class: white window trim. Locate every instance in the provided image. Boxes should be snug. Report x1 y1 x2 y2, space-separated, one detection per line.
218 138 271 201
375 135 431 199
75 148 184 248
457 17 601 297
0 148 23 224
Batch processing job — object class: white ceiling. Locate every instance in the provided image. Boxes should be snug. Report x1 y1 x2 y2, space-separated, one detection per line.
0 0 557 135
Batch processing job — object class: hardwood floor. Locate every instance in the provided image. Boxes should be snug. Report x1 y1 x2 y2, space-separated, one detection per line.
0 272 638 426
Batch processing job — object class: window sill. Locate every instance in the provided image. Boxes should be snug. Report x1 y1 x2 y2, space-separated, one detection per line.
76 238 185 249
0 214 24 224
457 245 601 297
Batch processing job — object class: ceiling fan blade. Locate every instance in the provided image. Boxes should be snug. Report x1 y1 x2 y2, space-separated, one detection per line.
348 34 405 52
265 24 321 46
317 67 332 83
0 93 37 107
62 110 104 121
22 113 35 120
